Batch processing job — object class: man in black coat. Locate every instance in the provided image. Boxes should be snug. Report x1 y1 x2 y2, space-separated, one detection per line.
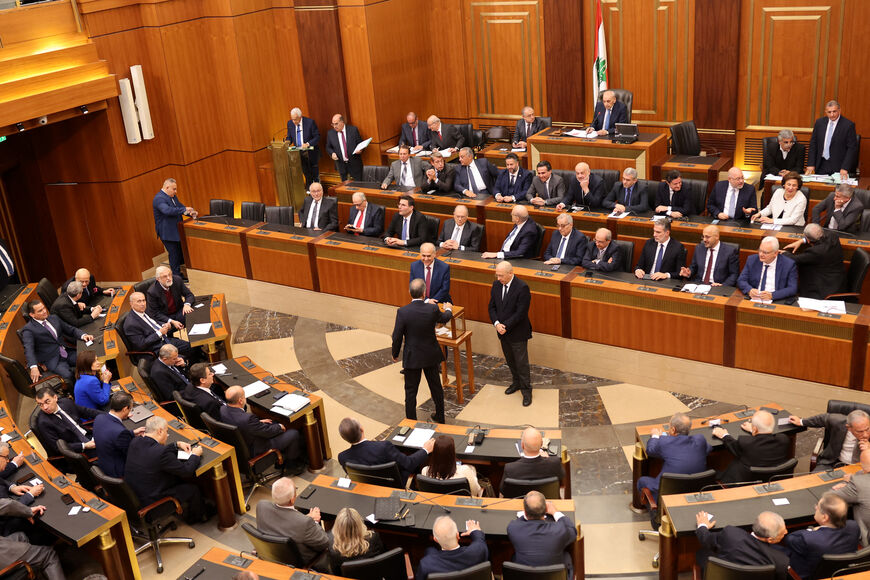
788 409 870 470
60 268 113 305
501 427 565 494
812 185 864 235
707 168 757 221
591 90 629 135
581 228 623 272
399 111 431 152
326 114 364 181
391 279 453 423
654 170 693 218
417 516 488 580
426 115 464 152
781 223 846 299
181 363 225 421
51 281 104 328
513 106 547 148
34 386 101 458
122 292 196 360
337 417 432 481
679 225 740 287
421 151 456 195
384 195 431 248
603 167 649 214
634 219 687 280
543 213 588 266
22 301 93 384
557 162 606 211
494 153 533 203
149 344 191 402
806 100 859 179
299 182 338 232
695 510 790 579
712 410 791 484
507 491 577 577
761 129 806 182
482 205 539 260
454 148 499 198
147 266 195 325
489 261 533 406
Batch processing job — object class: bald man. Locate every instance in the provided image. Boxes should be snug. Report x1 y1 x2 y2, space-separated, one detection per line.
410 243 451 303
712 410 791 484
501 427 565 494
557 162 605 210
695 510 789 578
426 115 464 152
61 267 114 305
481 205 539 260
507 491 577 577
416 516 487 580
325 114 364 181
489 262 533 406
707 168 757 222
153 177 197 278
679 225 740 286
781 223 846 299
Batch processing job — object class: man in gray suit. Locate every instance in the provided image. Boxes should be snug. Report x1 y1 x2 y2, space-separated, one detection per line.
833 449 870 543
811 184 864 234
789 409 870 470
527 161 565 207
382 144 427 189
256 477 330 570
0 499 65 580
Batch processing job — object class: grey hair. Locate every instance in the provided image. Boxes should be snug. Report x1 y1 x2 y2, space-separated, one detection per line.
66 281 83 298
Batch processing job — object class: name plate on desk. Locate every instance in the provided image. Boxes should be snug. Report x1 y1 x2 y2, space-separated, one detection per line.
417 195 434 199
694 295 714 301
444 258 461 263
117 289 126 297
256 230 271 235
213 321 223 329
169 420 186 430
456 497 484 507
0 322 6 331
325 240 341 246
86 497 109 511
402 252 416 257
199 437 220 448
684 492 713 503
289 572 319 580
496 203 513 207
585 279 604 285
8 304 17 312
753 483 784 494
629 218 646 222
212 299 221 307
52 475 71 488
488 264 497 269
582 212 599 217
637 287 658 293
110 305 119 313
362 246 380 252
223 555 252 569
818 313 841 319
534 272 554 278
852 240 870 246
344 186 358 191
224 226 237 230
105 340 115 349
732 228 751 233
289 235 304 240
735 409 755 419
263 376 279 385
241 360 256 369
818 469 844 481
753 303 775 310
679 222 699 227
390 490 417 500
0 407 6 418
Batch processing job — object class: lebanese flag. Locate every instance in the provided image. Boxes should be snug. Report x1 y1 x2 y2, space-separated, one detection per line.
592 0 609 101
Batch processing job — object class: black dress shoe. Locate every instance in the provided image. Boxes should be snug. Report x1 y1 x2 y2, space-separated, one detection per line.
430 413 445 424
505 385 520 395
522 392 532 407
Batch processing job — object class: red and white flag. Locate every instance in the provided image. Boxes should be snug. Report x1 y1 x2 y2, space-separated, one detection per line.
592 0 609 101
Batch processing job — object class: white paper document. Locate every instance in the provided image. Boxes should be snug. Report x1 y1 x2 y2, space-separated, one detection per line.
0 434 10 443
760 224 782 231
189 322 212 336
796 297 847 314
563 129 587 137
413 150 432 157
177 450 191 461
772 498 790 506
211 363 228 375
243 380 271 398
353 138 372 155
750 298 773 304
386 145 399 153
511 147 527 152
270 406 292 417
608 211 630 219
404 428 435 448
273 393 310 413
682 284 711 295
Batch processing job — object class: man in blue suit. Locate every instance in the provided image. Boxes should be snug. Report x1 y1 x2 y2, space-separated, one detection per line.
482 205 539 260
493 153 532 203
782 493 859 578
638 413 710 498
152 178 197 278
345 192 385 237
737 236 799 301
337 417 432 481
591 90 629 135
543 214 588 266
679 225 740 286
707 168 757 221
410 243 450 303
603 167 649 215
21 301 93 384
93 392 144 478
417 516 488 580
454 148 499 198
286 107 320 187
806 100 859 179
507 491 577 578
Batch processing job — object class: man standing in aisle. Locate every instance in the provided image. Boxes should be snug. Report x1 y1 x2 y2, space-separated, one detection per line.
489 261 533 406
153 178 197 279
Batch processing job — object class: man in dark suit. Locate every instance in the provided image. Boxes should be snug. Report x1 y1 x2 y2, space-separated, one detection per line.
410 243 451 303
93 392 144 478
152 178 197 277
382 145 428 189
337 417 432 481
513 106 547 148
181 363 225 421
345 192 385 237
454 147 499 198
812 184 864 234
391 279 453 423
603 167 648 214
147 266 195 326
679 225 740 286
654 170 693 218
0 238 17 292
482 205 539 260
438 205 483 252
493 153 533 203
695 510 790 579
581 227 623 272
299 182 338 231
762 129 806 182
22 301 93 384
526 161 565 207
51 281 103 328
122 292 197 360
421 151 456 195
502 427 565 493
557 162 606 211
326 114 364 181
807 100 859 179
781 223 846 299
712 410 791 484
34 385 101 459
737 237 798 301
417 516 488 580
256 478 330 571
788 409 870 470
0 499 65 580
149 344 191 402
784 493 859 578
426 115 464 152
507 491 577 577
489 262 533 406
220 386 302 472
399 111 431 152
544 214 588 266
125 415 207 523
707 168 757 221
637 413 711 498
591 90 629 135
287 107 321 187
384 195 430 248
60 267 114 305
634 219 687 280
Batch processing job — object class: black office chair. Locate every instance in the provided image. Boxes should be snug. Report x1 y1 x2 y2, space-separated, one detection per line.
681 178 709 217
429 561 491 580
826 247 869 303
700 556 776 580
537 116 553 129
344 461 405 489
533 222 546 259
502 562 567 580
591 169 620 194
241 202 266 222
424 214 440 244
341 546 414 580
170 391 207 431
209 199 234 218
810 400 870 470
553 169 575 189
749 458 798 483
853 188 870 211
669 120 720 157
415 473 471 496
34 278 58 311
115 312 157 370
133 277 155 295
485 126 510 143
456 124 474 151
638 179 660 211
136 360 181 416
0 560 35 580
240 522 313 568
56 439 99 492
91 465 194 574
598 88 634 122
28 406 66 470
613 240 635 273
862 209 870 234
0 353 66 399
811 545 870 579
264 205 294 226
472 129 485 150
501 476 560 499
362 165 389 184
201 413 282 510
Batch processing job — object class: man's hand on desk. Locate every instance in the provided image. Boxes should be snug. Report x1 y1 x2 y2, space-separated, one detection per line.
182 303 194 315
384 237 406 247
711 427 728 439
614 203 626 214
495 193 516 203
177 441 192 453
259 418 273 424
307 506 321 522
696 511 715 528
191 445 203 456
104 288 115 297
841 169 850 181
788 415 802 426
649 272 669 280
749 289 773 301
717 212 730 220
30 505 46 519
462 190 476 199
345 224 362 234
90 305 103 317
481 252 499 259
462 520 481 535
530 196 545 207
441 239 459 250
634 269 646 279
423 438 436 453
412 145 423 153
81 334 94 343
544 257 561 265
12 451 24 467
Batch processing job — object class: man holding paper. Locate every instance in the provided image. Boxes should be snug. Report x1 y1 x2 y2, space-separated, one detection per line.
326 114 365 181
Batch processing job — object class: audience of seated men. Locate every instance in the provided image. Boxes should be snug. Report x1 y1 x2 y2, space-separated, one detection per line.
707 167 757 222
410 243 450 303
761 129 805 182
22 300 93 384
527 160 565 207
337 417 432 481
655 170 692 219
50 281 103 328
416 516 487 580
543 213 588 266
61 267 114 305
811 184 864 234
634 219 686 280
437 204 483 252
34 386 100 459
0 499 65 580
789 409 870 470
181 362 225 421
557 162 605 211
382 144 427 190
737 236 798 301
123 291 197 361
481 205 539 260
454 147 498 198
384 195 430 248
679 225 740 286
500 427 564 496
637 413 710 498
73 350 113 411
93 392 144 478
832 449 870 544
256 477 330 571
493 153 532 203
125 415 207 524
782 492 859 579
147 265 195 325
581 227 622 272
345 192 385 237
781 223 846 299
507 490 577 577
712 410 790 484
149 344 191 401
421 151 456 195
695 510 789 579
603 167 648 214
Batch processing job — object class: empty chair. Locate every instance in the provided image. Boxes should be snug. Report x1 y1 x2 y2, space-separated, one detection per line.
136 359 181 416
424 214 440 244
133 277 155 295
681 178 710 217
533 222 546 259
362 165 389 184
240 522 310 568
456 124 474 150
537 116 553 129
670 120 704 156
344 462 405 489
0 353 66 400
264 205 294 226
429 561 492 580
209 199 234 217
592 168 620 194
0 560 35 580
826 247 869 302
56 440 99 492
749 458 798 483
811 545 870 579
241 202 266 222
501 476 560 499
471 129 485 150
415 473 471 496
485 126 510 143
341 547 414 580
35 278 58 311
613 240 635 273
502 562 567 580
700 556 776 580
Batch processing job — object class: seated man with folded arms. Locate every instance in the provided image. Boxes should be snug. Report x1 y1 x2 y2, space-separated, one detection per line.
543 214 588 266
695 510 789 579
417 516 487 580
337 417 433 481
149 344 191 402
507 491 577 577
711 410 790 484
256 477 330 571
581 228 622 272
679 225 740 287
655 170 692 219
61 267 115 305
437 205 483 252
22 300 94 384
832 449 870 544
181 362 225 421
493 153 532 203
736 236 798 302
557 162 606 211
782 492 859 579
147 265 195 325
421 151 456 195
603 167 648 215
34 385 100 459
501 427 564 496
788 409 870 471
638 413 710 499
51 281 103 328
481 205 539 260
811 184 864 234
345 192 385 237
527 160 565 207
93 392 144 478
0 499 64 580
634 219 687 280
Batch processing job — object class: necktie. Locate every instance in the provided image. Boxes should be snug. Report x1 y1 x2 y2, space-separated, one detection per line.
625 187 633 208
424 266 432 298
543 179 549 199
603 108 611 131
557 236 567 259
438 130 442 142
852 440 862 464
823 121 834 160
468 167 478 193
0 244 13 276
308 200 319 228
759 264 769 292
297 125 303 147
339 131 348 161
141 313 165 341
413 127 418 147
502 283 508 299
502 226 518 251
56 409 88 442
669 189 674 205
526 123 531 138
727 188 738 217
653 244 664 273
509 173 515 188
401 217 409 241
353 208 364 233
42 321 67 358
451 226 461 242
703 248 714 284
400 163 408 186
597 247 604 262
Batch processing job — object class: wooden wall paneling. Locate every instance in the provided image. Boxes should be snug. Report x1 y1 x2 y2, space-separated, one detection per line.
543 0 583 123
30 110 120 183
184 150 261 217
837 0 870 165
272 5 308 119
427 0 469 121
0 1 79 46
693 0 740 130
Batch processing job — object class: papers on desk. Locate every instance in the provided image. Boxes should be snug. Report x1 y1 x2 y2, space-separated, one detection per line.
243 380 271 398
796 297 847 314
0 434 10 443
177 449 192 461
353 138 372 155
188 322 212 336
750 297 773 305
98 312 107 318
563 128 587 138
760 224 782 231
69 505 81 516
777 417 791 426
800 173 858 186
511 147 527 152
404 428 435 448
413 150 432 157
194 303 205 308
386 145 399 153
681 284 711 295
272 393 310 414
772 498 790 506
211 363 228 375
435 326 453 338
608 211 630 219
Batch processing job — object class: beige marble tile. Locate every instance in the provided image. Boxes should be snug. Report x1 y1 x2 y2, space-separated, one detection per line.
230 337 301 375
584 521 659 574
354 362 431 409
622 444 636 467
325 329 393 361
456 384 559 428
315 390 389 456
135 520 233 578
598 383 689 425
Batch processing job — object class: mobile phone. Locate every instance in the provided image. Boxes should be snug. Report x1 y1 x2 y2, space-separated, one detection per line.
299 486 316 500
61 493 75 505
16 473 35 485
398 426 410 436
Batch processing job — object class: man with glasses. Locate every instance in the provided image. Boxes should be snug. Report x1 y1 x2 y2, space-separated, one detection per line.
326 114 364 181
437 205 483 252
512 106 546 149
0 443 25 479
736 236 797 301
345 192 384 237
762 129 806 182
789 409 870 471
811 184 864 234
708 167 757 222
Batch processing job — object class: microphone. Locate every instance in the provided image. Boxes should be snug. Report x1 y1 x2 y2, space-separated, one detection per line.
409 487 473 513
196 215 230 225
480 496 523 510
700 480 762 491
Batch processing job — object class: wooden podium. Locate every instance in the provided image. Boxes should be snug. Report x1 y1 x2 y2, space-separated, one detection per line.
269 141 307 210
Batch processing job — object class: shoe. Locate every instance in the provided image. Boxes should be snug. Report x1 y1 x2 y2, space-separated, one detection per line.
505 385 520 395
282 461 308 476
430 413 445 424
522 392 532 407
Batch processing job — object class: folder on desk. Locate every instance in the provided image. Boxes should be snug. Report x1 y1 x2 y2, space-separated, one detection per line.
128 405 153 423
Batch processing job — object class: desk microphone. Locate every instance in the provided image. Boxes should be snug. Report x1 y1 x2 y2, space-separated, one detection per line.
698 481 762 493
409 488 473 513
480 496 523 511
197 215 230 225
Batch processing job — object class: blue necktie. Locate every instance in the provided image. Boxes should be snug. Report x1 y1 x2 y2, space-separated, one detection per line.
759 264 769 292
625 187 633 208
603 108 611 131
653 244 664 273
401 217 409 241
556 236 567 260
297 125 303 147
502 226 519 251
823 121 833 160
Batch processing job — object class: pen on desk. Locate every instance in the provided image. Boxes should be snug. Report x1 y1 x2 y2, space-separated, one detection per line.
399 506 410 519
185 567 205 580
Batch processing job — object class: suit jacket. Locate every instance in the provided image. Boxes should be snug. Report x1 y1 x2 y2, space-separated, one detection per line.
35 398 100 456
807 115 858 174
220 405 285 457
544 229 589 266
718 433 792 484
498 219 539 259
122 311 169 354
437 219 483 252
429 123 464 151
61 274 103 303
149 359 191 402
489 276 532 344
780 231 846 299
400 122 431 149
256 500 331 565
802 413 851 467
783 521 860 579
181 383 225 421
383 158 428 188
299 196 338 232
392 300 453 369
562 173 606 209
409 259 451 302
581 241 623 272
591 100 629 132
93 413 135 478
454 159 499 195
421 164 456 195
696 525 790 580
21 315 84 370
417 529 488 580
603 182 649 214
635 237 687 279
286 117 321 163
513 118 547 143
51 294 96 328
347 203 385 237
707 181 758 220
832 472 870 544
655 182 693 216
326 125 364 178
507 515 577 577
812 193 864 234
385 210 430 247
124 436 202 506
762 140 806 179
146 276 195 322
153 190 187 242
687 242 740 286
501 455 564 494
526 174 566 206
493 167 533 201
0 499 38 569
737 255 799 301
338 440 428 481
644 434 711 489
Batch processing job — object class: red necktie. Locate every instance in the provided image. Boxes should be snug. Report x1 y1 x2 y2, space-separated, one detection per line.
438 130 442 141
425 266 432 298
353 208 364 235
413 127 418 147
339 132 348 160
703 249 714 284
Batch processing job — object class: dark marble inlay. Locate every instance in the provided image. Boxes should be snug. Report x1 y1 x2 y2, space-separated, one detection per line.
336 348 395 378
671 392 719 411
325 322 354 332
443 352 609 389
233 307 298 344
570 447 633 496
276 370 318 393
560 388 611 427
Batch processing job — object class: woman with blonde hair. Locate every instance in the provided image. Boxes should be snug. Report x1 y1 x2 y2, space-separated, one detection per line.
328 507 384 573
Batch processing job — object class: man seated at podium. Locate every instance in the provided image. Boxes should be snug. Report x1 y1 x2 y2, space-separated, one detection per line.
427 115 464 153
286 107 320 187
591 90 628 136
298 183 338 231
345 192 385 237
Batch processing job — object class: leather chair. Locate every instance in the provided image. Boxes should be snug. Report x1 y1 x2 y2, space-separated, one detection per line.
485 126 510 143
472 129 485 150
592 169 620 194
35 278 57 311
613 240 636 273
28 406 66 470
241 201 266 222
638 179 660 211
553 169 575 189
696 556 776 580
264 206 294 226
681 178 710 217
91 465 194 574
341 546 415 580
0 353 66 399
424 214 440 244
670 120 716 157
209 199 234 218
533 222 546 259
133 277 155 295
170 391 207 431
826 247 869 302
749 458 798 483
852 188 870 210
201 413 282 510
502 562 567 580
456 124 474 151
811 545 870 579
136 359 182 416
415 473 471 496
501 476 560 499
344 461 405 489
362 165 389 184
537 116 553 129
862 209 870 234
598 89 634 121
240 522 315 568
429 561 491 580
0 561 35 580
56 439 99 492
115 312 157 370
810 400 870 470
